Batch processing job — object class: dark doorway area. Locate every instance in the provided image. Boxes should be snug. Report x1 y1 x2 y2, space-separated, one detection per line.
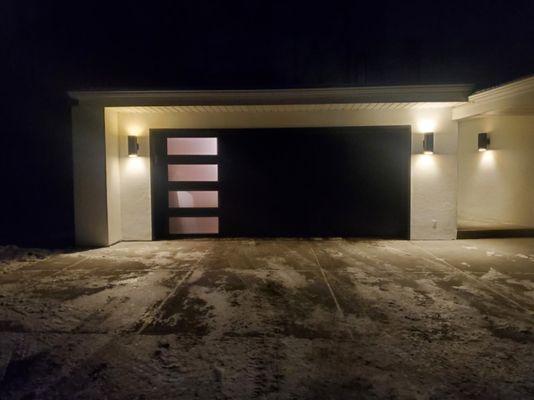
151 126 411 239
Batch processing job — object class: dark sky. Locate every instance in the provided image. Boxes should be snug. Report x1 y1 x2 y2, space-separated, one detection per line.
2 0 534 246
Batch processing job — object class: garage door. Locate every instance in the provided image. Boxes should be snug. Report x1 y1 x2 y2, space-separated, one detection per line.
150 126 411 239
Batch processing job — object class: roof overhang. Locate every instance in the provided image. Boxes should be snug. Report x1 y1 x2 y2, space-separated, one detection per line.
68 84 473 108
452 75 534 120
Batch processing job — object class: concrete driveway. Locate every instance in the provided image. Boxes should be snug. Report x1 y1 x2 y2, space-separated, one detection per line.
1 238 533 399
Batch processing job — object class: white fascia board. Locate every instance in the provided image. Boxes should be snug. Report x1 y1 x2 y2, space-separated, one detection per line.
452 75 534 120
68 84 473 107
469 75 534 103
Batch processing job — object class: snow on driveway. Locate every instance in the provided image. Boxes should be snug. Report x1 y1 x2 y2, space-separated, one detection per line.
1 238 533 399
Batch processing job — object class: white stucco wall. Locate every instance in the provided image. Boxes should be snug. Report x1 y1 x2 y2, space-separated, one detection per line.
118 127 151 241
114 107 459 240
104 109 122 244
72 105 109 246
458 115 534 227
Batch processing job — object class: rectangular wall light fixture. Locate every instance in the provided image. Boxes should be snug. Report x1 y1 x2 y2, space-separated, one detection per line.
478 132 490 152
128 136 140 157
423 133 434 154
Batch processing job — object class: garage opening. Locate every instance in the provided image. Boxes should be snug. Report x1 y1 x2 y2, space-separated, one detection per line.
150 126 411 239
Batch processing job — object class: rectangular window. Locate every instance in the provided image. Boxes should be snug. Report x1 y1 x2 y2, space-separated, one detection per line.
169 217 219 234
168 191 218 208
167 137 217 155
167 164 218 181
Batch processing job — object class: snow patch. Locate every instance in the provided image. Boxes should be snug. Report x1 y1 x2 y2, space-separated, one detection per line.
452 285 484 296
460 262 471 268
0 245 52 268
241 268 309 289
463 246 477 250
504 279 534 291
0 245 51 262
259 256 289 269
323 249 344 258
480 268 508 281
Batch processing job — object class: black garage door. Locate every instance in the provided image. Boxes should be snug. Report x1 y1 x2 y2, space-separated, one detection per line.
150 126 411 239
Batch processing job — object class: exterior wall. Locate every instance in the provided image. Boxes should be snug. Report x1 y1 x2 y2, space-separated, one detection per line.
458 116 534 227
115 107 459 240
71 105 109 246
104 109 122 244
118 126 151 240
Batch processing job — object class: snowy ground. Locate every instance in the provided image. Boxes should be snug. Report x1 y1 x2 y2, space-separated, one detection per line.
0 238 533 399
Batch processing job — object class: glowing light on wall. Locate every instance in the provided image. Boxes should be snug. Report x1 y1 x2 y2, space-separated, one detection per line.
423 133 434 154
478 132 490 152
128 136 139 157
416 119 437 154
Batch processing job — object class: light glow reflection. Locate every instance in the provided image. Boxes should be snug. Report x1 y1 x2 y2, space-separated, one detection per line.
479 149 495 168
417 119 436 133
414 154 438 174
126 125 144 136
126 155 145 174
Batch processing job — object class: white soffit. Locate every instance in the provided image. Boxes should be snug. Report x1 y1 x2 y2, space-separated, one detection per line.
452 75 534 120
108 102 465 114
69 84 472 108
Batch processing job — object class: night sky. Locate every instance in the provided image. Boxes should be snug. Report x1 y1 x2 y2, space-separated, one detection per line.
3 1 534 247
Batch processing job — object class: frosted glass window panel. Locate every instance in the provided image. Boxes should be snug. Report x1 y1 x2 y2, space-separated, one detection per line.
167 137 217 155
169 217 219 234
168 164 218 181
168 191 219 208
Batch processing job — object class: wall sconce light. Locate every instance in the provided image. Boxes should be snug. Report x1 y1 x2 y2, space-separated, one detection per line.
478 132 490 152
423 132 434 154
128 136 140 157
